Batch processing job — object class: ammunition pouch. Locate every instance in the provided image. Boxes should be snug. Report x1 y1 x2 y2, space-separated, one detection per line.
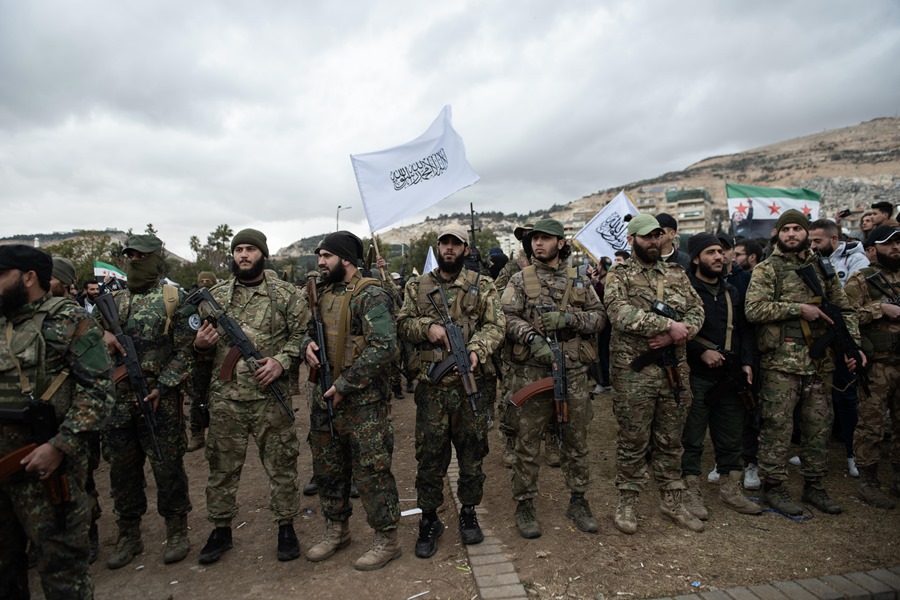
863 330 900 354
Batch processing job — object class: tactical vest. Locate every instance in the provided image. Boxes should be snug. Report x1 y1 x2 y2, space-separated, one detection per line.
858 266 900 355
756 257 828 353
0 297 74 419
414 270 481 366
318 273 381 379
110 285 180 375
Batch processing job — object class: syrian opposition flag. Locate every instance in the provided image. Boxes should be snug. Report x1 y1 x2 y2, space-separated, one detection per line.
351 105 480 233
726 183 821 239
93 260 127 282
573 191 639 261
423 246 438 275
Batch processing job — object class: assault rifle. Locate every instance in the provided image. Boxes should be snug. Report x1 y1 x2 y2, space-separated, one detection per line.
95 293 163 460
185 287 296 420
865 271 900 305
698 344 756 410
0 400 72 529
629 301 684 404
538 306 569 444
425 287 481 414
795 264 871 397
465 202 490 273
306 277 336 442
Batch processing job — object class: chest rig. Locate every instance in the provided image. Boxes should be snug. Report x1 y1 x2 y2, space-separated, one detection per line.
318 273 381 379
415 270 481 366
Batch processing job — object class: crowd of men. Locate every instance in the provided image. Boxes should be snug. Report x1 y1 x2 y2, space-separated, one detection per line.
2 200 899 599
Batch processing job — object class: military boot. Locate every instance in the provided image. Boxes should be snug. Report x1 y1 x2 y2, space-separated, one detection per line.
163 514 191 564
544 430 561 467
801 481 843 514
198 527 233 564
763 480 803 515
303 475 319 496
88 521 100 565
306 519 351 562
515 499 541 539
660 489 705 532
186 429 205 452
682 475 709 520
891 463 900 498
277 522 301 561
354 529 402 571
719 471 762 514
614 490 639 534
458 505 484 545
565 495 599 533
858 465 896 509
107 518 143 570
415 513 445 558
502 434 515 468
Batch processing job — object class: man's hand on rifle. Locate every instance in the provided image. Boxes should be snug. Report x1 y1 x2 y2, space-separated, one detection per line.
323 385 345 408
700 349 725 368
540 311 569 332
845 351 867 373
530 337 554 366
667 320 690 345
254 357 284 387
648 332 674 349
103 330 125 357
799 303 834 324
882 303 900 320
144 388 161 411
194 321 220 350
427 323 450 351
21 443 63 481
742 365 753 386
305 342 321 369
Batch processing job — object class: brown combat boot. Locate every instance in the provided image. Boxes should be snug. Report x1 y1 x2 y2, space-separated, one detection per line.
354 529 402 571
614 490 639 535
164 514 191 563
502 434 515 468
306 519 351 562
859 464 897 509
719 471 762 514
107 518 143 570
682 475 709 520
660 489 704 532
186 429 205 452
544 430 561 467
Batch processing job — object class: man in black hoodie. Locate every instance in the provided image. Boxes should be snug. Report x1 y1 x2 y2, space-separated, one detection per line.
680 233 762 519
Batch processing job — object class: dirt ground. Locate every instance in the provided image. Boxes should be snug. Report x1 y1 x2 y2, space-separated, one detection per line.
30 381 900 600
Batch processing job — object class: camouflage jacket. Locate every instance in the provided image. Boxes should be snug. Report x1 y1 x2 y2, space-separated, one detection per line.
502 258 607 374
604 257 704 370
0 295 114 457
200 271 307 402
844 260 900 360
300 271 398 406
396 267 505 381
745 246 859 373
104 282 194 390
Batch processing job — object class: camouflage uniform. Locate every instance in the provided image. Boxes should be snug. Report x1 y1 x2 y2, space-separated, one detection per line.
0 295 114 600
396 267 505 512
102 282 194 533
301 270 400 532
198 270 306 527
745 246 859 495
604 258 704 492
502 259 607 501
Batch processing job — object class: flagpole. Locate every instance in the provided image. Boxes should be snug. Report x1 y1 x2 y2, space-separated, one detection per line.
370 232 388 281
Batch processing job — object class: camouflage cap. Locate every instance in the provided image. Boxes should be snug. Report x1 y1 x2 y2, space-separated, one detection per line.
123 234 163 255
438 225 468 245
530 218 565 238
627 214 663 236
513 221 535 241
51 257 77 286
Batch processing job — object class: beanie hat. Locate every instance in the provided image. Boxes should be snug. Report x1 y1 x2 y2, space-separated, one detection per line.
51 257 77 286
315 231 364 264
687 232 721 261
231 228 269 257
775 209 809 233
0 245 53 290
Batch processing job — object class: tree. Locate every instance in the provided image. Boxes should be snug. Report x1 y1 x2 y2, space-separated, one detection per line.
46 234 115 285
145 223 158 236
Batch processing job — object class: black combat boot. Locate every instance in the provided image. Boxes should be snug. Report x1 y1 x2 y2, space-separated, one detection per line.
458 505 484 545
198 527 233 564
277 522 301 561
88 521 100 565
414 512 444 558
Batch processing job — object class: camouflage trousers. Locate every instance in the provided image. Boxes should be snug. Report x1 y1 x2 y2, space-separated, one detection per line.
106 386 191 522
0 448 93 600
854 360 900 468
508 366 594 500
757 370 832 483
681 374 746 476
85 432 101 523
414 379 489 511
206 396 300 526
612 365 691 492
308 400 400 531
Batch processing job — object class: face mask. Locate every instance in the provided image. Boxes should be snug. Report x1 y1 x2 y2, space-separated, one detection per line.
125 253 163 292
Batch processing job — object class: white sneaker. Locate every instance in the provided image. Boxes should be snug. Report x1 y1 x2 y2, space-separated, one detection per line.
847 457 859 478
707 466 720 483
788 455 801 466
743 463 761 490
592 384 604 394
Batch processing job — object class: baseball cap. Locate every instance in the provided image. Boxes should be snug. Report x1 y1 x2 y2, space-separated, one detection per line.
866 225 900 246
438 226 469 244
627 214 663 237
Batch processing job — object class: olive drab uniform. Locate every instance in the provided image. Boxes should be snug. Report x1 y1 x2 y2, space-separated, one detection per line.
197 270 306 528
397 267 505 513
604 258 704 493
745 247 860 490
302 270 401 533
0 296 114 600
502 260 607 501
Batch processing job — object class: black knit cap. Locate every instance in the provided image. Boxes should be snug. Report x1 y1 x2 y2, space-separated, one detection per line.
231 228 269 257
0 244 53 289
687 232 721 261
315 231 363 263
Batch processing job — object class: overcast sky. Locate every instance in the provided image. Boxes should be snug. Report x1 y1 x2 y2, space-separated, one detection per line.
2 0 898 258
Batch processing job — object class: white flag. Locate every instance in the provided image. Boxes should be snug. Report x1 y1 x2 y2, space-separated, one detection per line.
423 246 438 275
351 106 480 233
573 191 639 260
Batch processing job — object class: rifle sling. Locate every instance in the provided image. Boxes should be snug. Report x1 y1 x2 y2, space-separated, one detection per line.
694 289 733 353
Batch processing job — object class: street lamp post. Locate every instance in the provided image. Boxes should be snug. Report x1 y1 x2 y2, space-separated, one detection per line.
336 205 351 231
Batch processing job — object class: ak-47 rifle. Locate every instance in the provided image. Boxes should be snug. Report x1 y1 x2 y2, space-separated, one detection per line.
537 306 569 444
184 287 297 420
466 202 490 273
306 277 336 443
0 400 73 529
866 271 900 305
95 293 163 460
425 287 481 414
629 301 684 404
695 341 756 410
795 264 871 397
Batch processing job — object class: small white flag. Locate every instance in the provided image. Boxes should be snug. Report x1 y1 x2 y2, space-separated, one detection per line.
423 246 438 275
351 106 479 233
573 191 639 260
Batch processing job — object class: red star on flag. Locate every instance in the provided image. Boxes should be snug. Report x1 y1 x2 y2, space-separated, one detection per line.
801 204 812 216
768 202 781 215
735 201 749 214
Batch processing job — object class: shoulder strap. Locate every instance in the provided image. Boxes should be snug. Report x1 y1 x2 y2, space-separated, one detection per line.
522 265 541 300
332 277 380 371
5 315 69 401
559 267 577 310
162 284 179 335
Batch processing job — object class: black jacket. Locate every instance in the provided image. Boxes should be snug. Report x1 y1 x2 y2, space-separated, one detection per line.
686 273 754 382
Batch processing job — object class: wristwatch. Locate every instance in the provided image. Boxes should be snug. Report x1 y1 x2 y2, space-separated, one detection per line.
526 332 537 345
